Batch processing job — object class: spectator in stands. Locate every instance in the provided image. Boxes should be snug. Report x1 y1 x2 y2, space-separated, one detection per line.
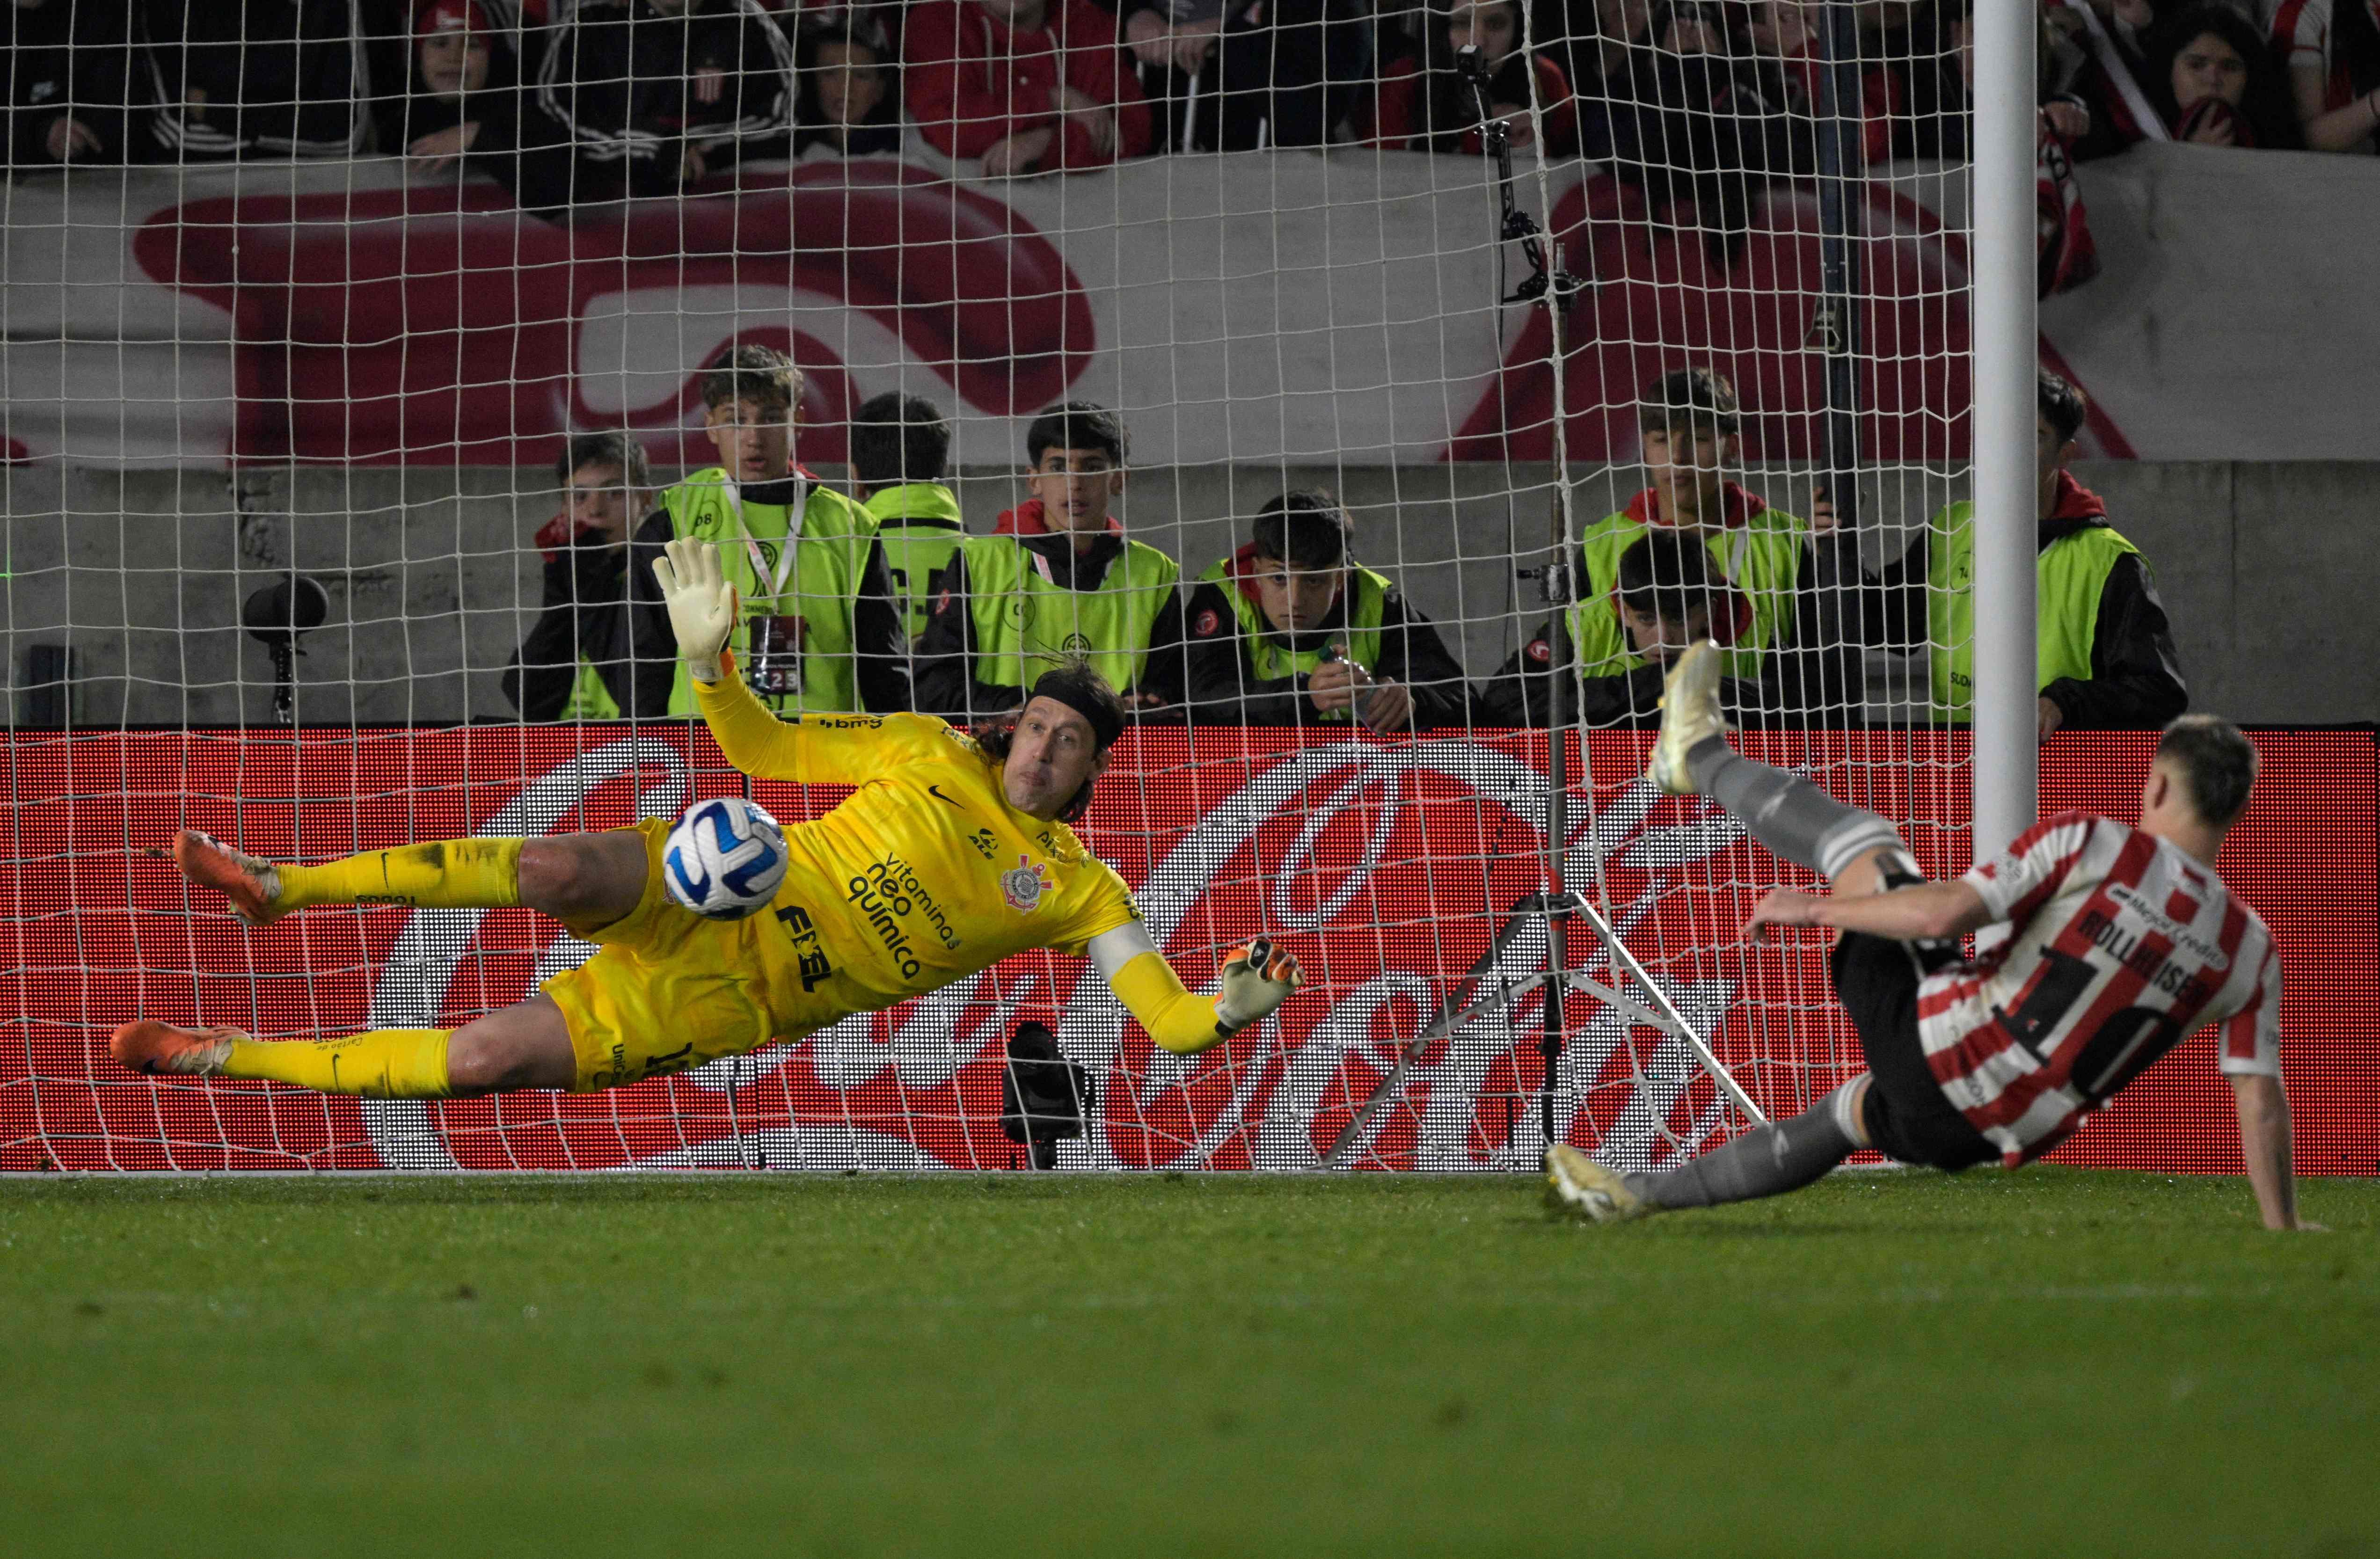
1913 3 2098 291
913 402 1185 717
1365 0 1579 156
1555 0 1655 167
504 432 678 721
2267 0 2380 151
135 0 372 160
657 345 909 715
1866 368 2187 739
1182 490 1471 732
1606 0 1792 262
375 0 534 180
537 0 796 199
6 0 133 168
1477 529 1772 728
1492 368 1853 729
848 391 966 645
793 12 906 156
1119 0 1371 151
2141 6 2302 147
904 0 1154 172
1740 0 1901 168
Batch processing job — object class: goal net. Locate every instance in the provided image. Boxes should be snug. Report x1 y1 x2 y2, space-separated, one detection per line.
3 0 1978 1173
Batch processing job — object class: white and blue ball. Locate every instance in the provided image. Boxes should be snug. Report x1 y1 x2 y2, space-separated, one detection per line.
662 798 788 921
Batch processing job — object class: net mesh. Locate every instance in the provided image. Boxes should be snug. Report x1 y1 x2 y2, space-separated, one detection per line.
3 0 1981 1172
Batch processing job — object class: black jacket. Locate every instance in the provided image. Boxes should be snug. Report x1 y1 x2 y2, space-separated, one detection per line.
535 0 792 199
136 0 370 161
1867 513 2189 729
6 0 133 168
912 532 1188 720
1178 576 1472 730
502 509 678 721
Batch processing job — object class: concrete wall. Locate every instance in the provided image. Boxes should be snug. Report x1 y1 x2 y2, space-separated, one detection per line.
4 459 2372 726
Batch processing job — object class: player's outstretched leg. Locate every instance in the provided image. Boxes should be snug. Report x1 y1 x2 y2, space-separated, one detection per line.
165 829 647 928
122 830 647 1096
112 994 577 1097
166 829 529 927
1646 641 1902 886
1545 1078 1871 1223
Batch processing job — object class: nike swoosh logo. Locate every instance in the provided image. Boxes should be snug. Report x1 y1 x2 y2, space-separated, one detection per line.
927 785 964 808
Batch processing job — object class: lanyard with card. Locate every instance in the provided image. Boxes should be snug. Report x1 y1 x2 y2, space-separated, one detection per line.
728 479 809 697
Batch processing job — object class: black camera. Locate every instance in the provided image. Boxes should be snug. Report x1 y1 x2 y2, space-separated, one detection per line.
1000 1021 1095 1170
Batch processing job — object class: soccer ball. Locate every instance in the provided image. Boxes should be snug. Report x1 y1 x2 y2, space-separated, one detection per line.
662 798 788 921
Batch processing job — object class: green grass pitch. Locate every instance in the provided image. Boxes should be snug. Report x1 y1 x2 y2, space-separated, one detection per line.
5 1170 2375 1559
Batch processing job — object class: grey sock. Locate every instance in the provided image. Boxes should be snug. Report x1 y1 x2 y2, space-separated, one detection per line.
1686 737 1903 879
1625 1079 1866 1210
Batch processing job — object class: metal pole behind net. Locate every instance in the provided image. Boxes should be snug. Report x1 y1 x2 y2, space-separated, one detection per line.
1972 0 2041 857
1812 0 1869 694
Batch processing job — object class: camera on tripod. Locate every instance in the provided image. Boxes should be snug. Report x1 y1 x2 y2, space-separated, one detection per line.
1000 1021 1095 1170
241 574 331 727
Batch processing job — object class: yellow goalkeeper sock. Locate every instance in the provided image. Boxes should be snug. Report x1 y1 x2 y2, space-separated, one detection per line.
275 839 523 913
222 1030 453 1098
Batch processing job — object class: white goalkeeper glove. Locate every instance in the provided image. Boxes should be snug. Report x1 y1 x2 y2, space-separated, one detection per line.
1213 936 1304 1032
651 538 738 685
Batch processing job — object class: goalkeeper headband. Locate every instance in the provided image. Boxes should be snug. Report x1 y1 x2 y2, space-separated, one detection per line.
1027 670 1124 753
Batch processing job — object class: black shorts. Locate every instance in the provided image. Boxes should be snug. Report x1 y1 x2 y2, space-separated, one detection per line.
1829 932 1997 1172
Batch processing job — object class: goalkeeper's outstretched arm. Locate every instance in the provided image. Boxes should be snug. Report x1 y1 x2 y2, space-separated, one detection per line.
1089 924 1304 1056
655 538 883 785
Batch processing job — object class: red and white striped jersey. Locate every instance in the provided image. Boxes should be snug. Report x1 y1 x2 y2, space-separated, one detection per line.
2268 0 2380 120
1917 811 2282 1167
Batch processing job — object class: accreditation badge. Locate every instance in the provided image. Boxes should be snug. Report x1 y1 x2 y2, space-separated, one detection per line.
747 613 807 697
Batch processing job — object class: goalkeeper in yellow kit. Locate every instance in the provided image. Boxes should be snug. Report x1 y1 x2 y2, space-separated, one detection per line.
110 540 1304 1099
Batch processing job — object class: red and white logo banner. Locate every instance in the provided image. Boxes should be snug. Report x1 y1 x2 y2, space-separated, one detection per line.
4 729 2371 1175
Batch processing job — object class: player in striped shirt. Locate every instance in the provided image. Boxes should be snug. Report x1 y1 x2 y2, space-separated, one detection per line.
1545 642 2318 1231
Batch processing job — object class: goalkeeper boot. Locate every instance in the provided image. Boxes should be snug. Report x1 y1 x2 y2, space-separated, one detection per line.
1543 1145 1650 1224
1646 640 1726 796
110 1020 245 1079
168 830 288 927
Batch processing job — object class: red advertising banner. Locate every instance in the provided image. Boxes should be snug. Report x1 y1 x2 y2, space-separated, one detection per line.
3 728 2372 1176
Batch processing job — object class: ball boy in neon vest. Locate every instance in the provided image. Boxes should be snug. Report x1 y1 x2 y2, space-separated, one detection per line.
1867 368 2185 740
1182 489 1471 731
1478 529 1776 728
502 431 678 721
913 401 1187 718
1482 367 1854 727
657 345 909 716
849 391 965 648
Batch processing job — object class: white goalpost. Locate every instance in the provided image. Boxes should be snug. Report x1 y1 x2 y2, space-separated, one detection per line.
1 0 2000 1174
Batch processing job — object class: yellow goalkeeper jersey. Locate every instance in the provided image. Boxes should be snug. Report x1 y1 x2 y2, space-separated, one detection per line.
693 670 1142 1013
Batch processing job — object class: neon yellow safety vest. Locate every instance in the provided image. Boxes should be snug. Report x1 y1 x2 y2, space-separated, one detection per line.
863 483 967 646
560 661 622 721
1562 507 1809 680
962 533 1178 694
661 469 878 716
1194 559 1392 721
1927 502 2142 721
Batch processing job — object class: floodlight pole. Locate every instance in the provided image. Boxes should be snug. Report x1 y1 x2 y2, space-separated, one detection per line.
1971 0 2040 856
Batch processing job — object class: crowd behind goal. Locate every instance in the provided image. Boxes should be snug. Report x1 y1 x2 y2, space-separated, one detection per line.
499 345 2186 746
8 0 2375 188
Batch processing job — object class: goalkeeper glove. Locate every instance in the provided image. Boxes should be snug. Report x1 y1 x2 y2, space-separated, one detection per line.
1214 936 1303 1032
651 539 739 684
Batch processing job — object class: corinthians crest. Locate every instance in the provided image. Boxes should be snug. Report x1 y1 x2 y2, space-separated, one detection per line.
1000 854 1049 913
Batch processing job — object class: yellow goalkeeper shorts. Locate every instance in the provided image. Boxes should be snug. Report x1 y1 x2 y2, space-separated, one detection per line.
540 818 850 1093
